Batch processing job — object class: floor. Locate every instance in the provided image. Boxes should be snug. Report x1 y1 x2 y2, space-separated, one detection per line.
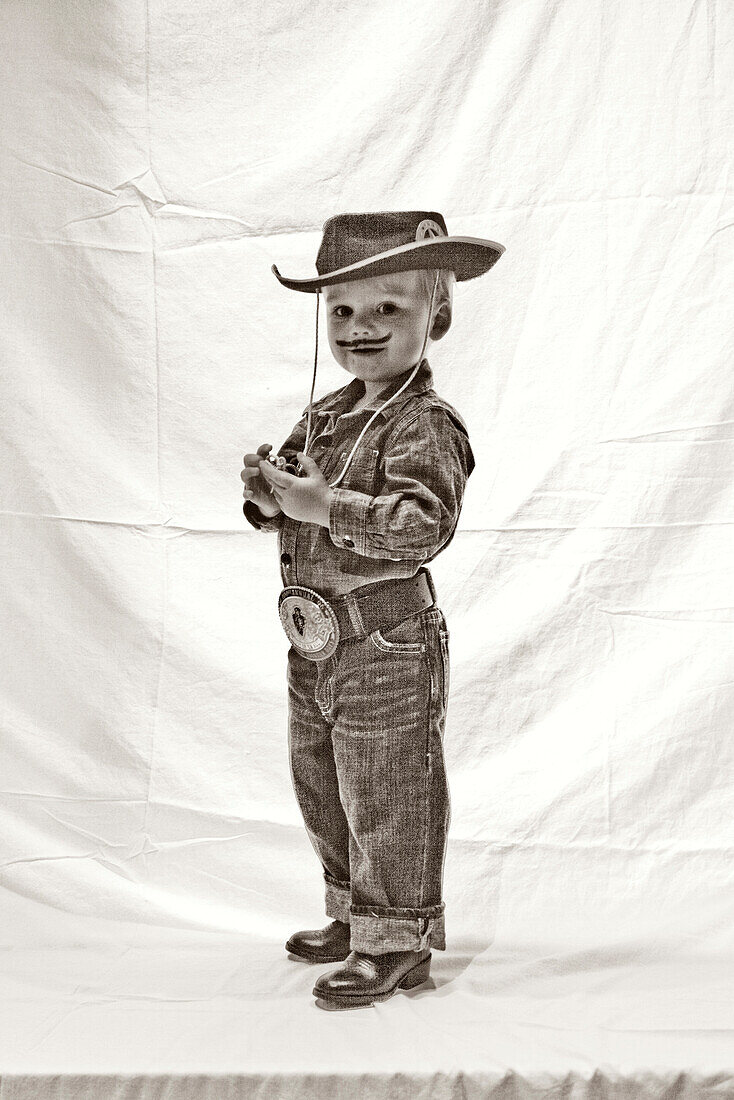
1 932 732 1098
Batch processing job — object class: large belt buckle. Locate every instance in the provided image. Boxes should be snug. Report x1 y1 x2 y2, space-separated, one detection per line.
278 586 340 661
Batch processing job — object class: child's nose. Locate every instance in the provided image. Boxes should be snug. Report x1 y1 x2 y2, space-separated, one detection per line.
351 310 373 335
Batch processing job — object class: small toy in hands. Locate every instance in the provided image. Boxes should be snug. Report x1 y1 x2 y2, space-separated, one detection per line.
257 442 304 478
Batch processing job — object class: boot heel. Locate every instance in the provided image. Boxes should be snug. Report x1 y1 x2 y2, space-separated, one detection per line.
398 954 431 990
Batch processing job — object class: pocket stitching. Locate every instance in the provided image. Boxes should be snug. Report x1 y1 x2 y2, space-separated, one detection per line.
438 628 450 701
369 628 424 654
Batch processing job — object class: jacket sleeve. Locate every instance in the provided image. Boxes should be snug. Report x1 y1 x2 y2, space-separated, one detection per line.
242 410 309 533
327 406 475 560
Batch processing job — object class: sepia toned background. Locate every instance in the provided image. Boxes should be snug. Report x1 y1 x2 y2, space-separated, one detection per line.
1 0 732 1094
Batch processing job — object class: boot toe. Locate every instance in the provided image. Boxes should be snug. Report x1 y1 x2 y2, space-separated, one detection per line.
286 920 351 962
313 949 431 1006
313 953 376 997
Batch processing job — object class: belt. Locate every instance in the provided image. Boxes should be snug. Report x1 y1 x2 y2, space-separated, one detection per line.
278 570 436 661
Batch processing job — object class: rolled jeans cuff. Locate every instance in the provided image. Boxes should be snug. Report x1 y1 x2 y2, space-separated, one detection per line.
324 877 446 952
350 904 446 954
324 874 351 924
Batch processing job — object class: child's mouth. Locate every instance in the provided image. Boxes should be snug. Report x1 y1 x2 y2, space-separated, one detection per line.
338 334 392 356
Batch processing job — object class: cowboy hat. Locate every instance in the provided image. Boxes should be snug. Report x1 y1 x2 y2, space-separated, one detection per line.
271 210 505 293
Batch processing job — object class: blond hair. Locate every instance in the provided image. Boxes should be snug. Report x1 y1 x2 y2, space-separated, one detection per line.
415 268 454 340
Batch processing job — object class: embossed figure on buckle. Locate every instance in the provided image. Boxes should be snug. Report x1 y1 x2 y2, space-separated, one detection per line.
278 586 340 660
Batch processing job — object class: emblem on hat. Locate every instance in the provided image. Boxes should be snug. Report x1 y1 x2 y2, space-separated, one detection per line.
415 218 444 240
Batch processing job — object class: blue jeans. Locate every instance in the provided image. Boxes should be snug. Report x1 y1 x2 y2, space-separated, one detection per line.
286 605 451 954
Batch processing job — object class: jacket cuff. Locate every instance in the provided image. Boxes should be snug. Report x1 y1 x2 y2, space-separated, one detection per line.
243 500 283 532
328 487 370 554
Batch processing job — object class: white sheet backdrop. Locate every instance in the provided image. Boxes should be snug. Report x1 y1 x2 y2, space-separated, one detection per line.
1 0 733 1093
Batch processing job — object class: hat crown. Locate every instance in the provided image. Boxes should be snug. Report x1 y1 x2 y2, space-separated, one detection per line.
316 211 448 276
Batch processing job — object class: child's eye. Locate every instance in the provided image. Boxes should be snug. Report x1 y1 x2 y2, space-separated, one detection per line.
333 305 352 318
377 302 397 315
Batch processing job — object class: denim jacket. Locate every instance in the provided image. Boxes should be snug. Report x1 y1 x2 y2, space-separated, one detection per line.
244 359 475 598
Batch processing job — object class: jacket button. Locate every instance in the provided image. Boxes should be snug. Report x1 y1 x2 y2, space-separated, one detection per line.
343 537 354 548
280 552 292 565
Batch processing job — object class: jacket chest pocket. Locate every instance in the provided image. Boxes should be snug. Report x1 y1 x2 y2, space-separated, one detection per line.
335 446 381 494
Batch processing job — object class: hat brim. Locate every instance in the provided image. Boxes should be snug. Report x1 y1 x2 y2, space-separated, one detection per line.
271 235 505 293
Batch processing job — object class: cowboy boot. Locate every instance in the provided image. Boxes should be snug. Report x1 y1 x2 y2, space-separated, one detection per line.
313 947 432 1006
285 919 351 962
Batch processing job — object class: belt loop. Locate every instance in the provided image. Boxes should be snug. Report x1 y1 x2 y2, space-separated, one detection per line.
345 591 367 636
422 568 437 605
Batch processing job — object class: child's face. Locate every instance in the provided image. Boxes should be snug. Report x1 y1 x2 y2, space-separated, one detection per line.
323 270 435 387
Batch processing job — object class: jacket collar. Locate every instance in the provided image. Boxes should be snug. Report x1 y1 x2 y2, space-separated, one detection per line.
313 359 434 422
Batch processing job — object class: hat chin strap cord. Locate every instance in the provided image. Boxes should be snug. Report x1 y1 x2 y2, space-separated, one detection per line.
302 270 440 490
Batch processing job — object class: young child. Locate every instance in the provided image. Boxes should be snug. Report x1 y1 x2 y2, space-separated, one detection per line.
241 211 504 1007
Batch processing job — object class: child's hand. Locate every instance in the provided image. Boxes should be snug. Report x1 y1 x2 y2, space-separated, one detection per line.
241 443 282 517
259 452 332 527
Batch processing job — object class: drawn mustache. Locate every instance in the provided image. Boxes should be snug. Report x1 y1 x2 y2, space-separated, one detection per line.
336 333 392 348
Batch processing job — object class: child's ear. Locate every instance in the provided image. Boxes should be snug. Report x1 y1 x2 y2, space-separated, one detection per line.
429 302 452 341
